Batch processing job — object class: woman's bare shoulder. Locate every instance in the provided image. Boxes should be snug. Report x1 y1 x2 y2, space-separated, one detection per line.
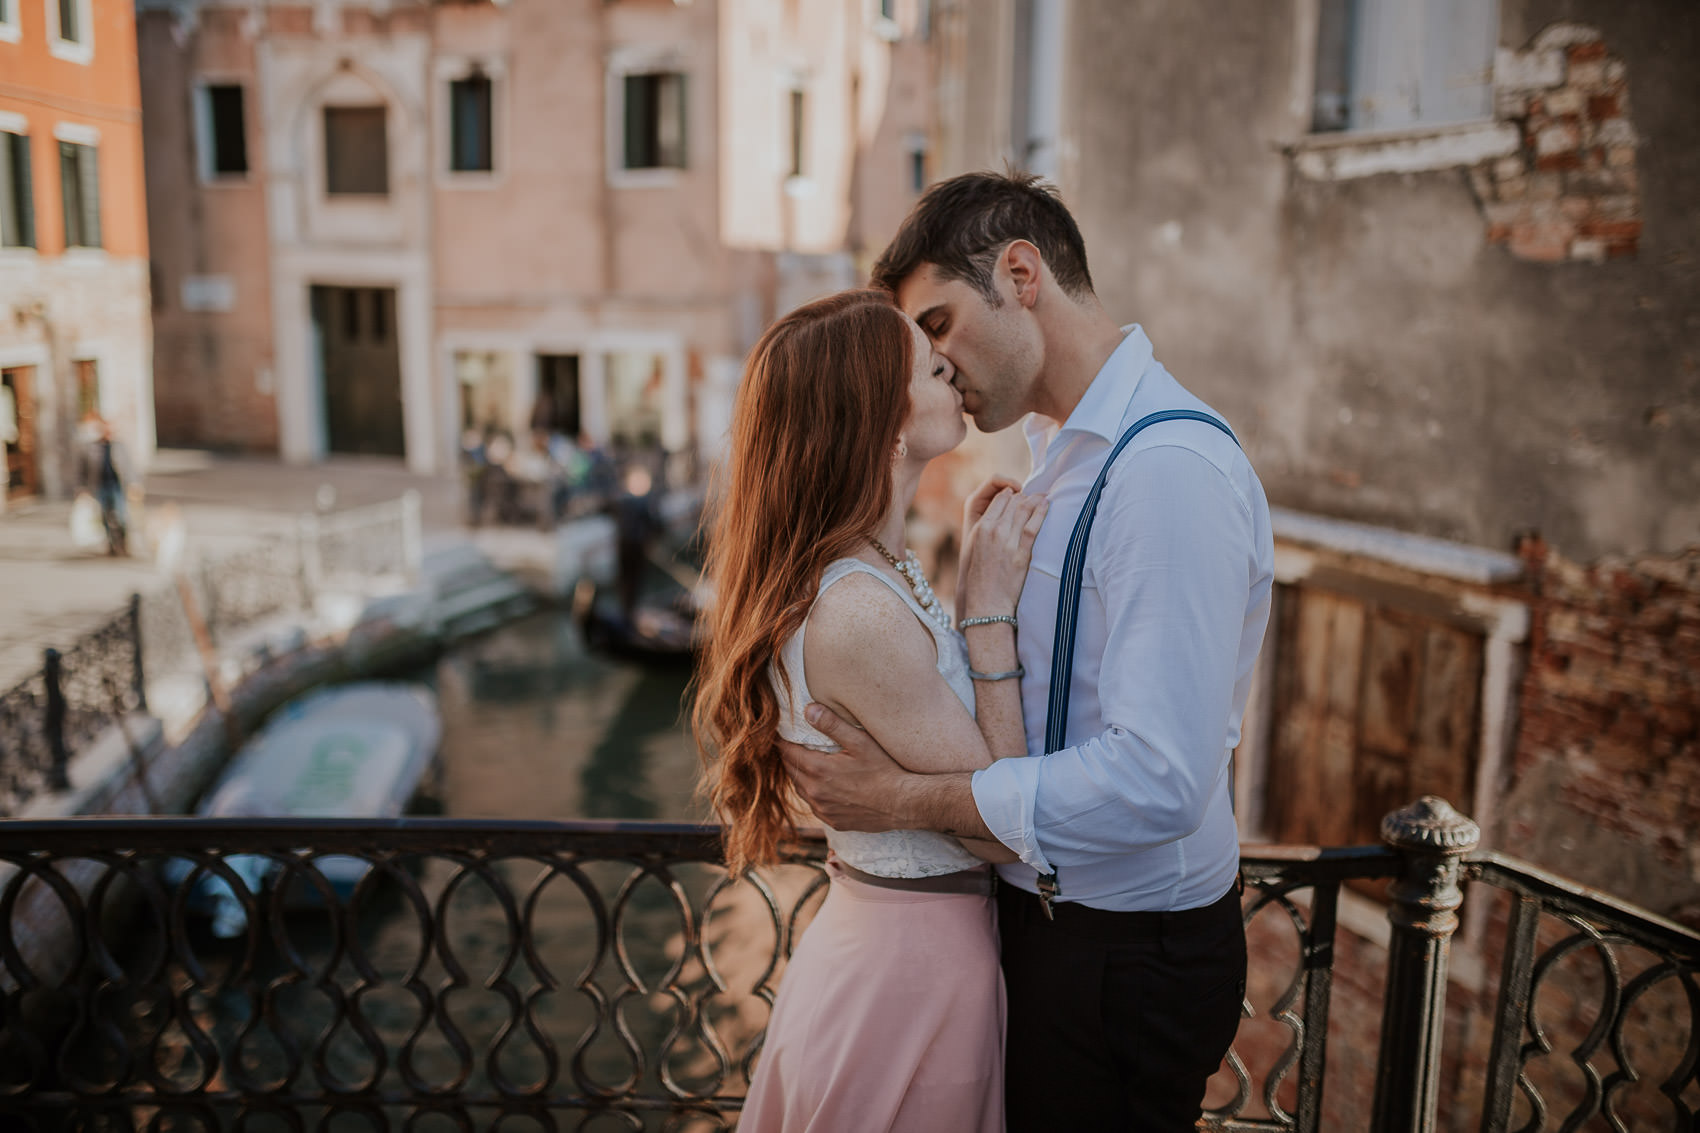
804 571 938 695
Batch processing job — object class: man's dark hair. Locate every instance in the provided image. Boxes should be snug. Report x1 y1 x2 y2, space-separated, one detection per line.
870 170 1094 304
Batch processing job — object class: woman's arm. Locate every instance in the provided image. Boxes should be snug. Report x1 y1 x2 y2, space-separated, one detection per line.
804 578 1020 863
803 575 1001 775
956 486 1048 761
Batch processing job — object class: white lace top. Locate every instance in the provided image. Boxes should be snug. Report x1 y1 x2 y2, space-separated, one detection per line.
772 557 985 878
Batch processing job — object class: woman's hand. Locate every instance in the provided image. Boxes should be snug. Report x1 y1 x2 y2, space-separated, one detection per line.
957 482 1048 621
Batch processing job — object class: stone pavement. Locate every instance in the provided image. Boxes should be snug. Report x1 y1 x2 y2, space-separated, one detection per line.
0 450 468 688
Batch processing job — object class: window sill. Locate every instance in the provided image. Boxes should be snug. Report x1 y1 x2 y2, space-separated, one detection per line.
0 21 21 44
783 175 816 199
60 247 108 263
199 173 256 188
871 16 901 43
609 167 685 190
50 39 94 66
1270 507 1523 586
1285 120 1520 181
440 170 503 190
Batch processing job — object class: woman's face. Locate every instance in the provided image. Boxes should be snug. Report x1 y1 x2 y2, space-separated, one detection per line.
900 315 967 462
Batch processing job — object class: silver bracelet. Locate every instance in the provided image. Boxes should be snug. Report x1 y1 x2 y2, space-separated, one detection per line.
959 614 1018 630
968 664 1025 681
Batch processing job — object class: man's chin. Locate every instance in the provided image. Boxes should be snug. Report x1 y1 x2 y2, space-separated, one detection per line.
970 407 1018 434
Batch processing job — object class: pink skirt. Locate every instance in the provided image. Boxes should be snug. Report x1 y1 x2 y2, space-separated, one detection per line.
739 859 1005 1133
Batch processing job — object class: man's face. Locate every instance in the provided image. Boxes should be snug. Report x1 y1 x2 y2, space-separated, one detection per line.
896 263 1042 434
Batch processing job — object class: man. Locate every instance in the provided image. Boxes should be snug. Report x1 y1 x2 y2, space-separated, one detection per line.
77 417 129 557
779 171 1275 1130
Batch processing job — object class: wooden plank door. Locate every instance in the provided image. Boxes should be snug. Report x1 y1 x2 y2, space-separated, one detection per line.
1266 584 1484 860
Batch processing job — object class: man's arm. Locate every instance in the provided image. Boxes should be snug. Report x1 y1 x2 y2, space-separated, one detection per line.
778 706 994 840
976 444 1264 866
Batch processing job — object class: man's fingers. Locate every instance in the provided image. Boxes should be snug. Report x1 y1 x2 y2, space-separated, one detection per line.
802 701 849 741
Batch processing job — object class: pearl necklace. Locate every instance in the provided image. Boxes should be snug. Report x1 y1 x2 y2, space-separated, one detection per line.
868 538 952 632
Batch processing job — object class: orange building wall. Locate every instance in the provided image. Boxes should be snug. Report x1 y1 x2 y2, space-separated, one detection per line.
0 0 149 258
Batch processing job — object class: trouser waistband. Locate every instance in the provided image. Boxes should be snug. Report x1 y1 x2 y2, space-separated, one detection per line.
998 876 1243 939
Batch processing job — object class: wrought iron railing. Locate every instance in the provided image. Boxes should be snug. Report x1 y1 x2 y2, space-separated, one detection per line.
0 598 145 814
0 804 1693 1132
0 493 424 818
301 491 424 591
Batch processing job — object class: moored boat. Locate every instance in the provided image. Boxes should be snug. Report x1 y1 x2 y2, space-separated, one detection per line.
170 681 442 936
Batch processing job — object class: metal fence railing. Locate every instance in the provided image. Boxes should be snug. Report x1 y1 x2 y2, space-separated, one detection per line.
0 493 424 818
0 798 1692 1132
0 598 145 814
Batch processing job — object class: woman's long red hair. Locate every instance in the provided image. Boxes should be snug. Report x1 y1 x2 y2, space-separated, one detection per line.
693 289 913 875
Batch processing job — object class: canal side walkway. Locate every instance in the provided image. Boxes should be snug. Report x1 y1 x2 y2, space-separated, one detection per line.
0 449 570 691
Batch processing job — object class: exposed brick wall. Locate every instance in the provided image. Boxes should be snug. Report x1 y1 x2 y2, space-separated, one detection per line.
1502 537 1700 923
1476 23 1642 263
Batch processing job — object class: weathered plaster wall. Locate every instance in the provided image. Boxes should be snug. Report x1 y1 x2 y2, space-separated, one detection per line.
138 8 277 452
1061 0 1700 562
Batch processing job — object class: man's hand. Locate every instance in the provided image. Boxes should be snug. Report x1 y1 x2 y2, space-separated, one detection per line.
777 704 913 832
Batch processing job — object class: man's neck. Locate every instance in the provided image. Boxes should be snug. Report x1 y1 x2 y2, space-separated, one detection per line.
1030 305 1131 424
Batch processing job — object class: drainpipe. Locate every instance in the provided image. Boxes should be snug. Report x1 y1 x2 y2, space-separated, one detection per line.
1023 0 1064 180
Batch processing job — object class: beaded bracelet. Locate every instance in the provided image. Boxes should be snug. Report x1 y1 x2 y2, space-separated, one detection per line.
959 614 1018 630
968 665 1025 681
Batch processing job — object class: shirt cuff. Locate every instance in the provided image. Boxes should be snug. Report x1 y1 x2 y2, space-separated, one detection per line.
970 758 1055 876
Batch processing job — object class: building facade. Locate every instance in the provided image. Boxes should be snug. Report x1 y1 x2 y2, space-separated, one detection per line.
138 0 937 479
0 0 155 510
925 1 1697 1125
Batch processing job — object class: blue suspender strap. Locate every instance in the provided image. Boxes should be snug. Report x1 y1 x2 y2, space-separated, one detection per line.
1032 409 1240 916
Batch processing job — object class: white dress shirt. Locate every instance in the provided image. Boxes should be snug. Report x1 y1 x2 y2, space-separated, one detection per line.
970 326 1275 912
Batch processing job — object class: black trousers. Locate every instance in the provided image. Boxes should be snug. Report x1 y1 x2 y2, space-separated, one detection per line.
997 880 1246 1132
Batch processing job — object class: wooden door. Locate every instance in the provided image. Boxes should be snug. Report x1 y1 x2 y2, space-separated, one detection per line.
1266 583 1484 864
312 285 404 457
2 366 39 501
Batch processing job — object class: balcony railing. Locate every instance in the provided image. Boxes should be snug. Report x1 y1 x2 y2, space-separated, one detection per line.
0 800 1693 1132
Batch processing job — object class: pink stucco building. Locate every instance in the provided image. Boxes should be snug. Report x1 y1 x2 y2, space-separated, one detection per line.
137 0 938 477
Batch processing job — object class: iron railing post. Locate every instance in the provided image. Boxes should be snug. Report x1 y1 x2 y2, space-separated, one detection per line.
41 648 69 791
128 592 146 712
1370 796 1481 1133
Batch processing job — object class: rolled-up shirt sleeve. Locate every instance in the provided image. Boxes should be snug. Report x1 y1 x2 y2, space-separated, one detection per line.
976 443 1257 868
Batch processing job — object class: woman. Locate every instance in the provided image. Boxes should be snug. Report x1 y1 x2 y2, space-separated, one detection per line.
693 289 1046 1131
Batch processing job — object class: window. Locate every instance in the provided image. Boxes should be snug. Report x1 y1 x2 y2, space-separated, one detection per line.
324 106 388 196
905 131 928 194
1 131 33 248
788 89 805 179
449 72 494 173
201 85 249 177
56 0 79 42
49 0 92 61
59 141 100 249
622 72 687 171
0 0 21 44
1312 0 1499 133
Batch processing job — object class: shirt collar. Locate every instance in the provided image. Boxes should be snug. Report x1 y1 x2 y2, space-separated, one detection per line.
1023 324 1156 466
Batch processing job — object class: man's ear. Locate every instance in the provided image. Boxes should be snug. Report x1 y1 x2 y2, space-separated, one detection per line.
1002 240 1043 308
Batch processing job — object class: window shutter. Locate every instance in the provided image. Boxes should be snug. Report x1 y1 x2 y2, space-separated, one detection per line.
0 134 33 248
1420 0 1496 127
662 72 687 168
58 142 79 248
78 144 101 248
1349 0 1424 131
623 74 650 169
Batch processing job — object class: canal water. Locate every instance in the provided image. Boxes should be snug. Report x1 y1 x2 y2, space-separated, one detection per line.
425 606 708 826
